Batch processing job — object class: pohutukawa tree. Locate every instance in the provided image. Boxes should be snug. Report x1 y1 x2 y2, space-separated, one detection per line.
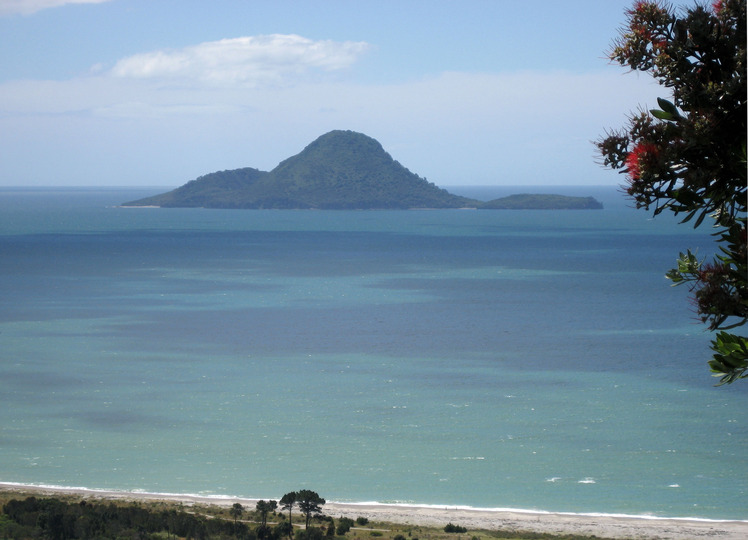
597 0 746 384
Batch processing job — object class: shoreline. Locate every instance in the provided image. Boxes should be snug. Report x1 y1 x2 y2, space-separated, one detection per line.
1 483 746 540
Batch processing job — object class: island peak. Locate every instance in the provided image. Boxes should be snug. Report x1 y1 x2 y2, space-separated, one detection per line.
123 131 603 211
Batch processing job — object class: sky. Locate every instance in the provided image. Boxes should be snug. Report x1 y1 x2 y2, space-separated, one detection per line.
0 0 668 188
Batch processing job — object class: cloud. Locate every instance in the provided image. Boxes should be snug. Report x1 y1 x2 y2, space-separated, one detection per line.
109 34 371 86
0 57 663 186
0 0 111 16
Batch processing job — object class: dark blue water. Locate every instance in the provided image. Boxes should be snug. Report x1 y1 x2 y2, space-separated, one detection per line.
0 186 745 519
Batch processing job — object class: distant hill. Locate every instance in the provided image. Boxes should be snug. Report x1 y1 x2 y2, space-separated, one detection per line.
123 130 474 209
481 194 603 210
123 130 603 210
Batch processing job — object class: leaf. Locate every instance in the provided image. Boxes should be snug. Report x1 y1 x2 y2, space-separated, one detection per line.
709 332 748 385
651 108 675 120
656 97 679 116
692 209 708 228
666 268 684 284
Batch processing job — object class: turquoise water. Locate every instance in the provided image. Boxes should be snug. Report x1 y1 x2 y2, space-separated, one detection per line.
0 186 746 519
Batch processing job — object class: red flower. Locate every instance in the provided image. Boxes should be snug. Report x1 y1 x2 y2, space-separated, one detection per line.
652 38 667 50
712 0 724 14
625 142 659 179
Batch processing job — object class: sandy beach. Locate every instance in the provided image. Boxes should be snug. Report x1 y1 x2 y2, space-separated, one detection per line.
1 483 746 540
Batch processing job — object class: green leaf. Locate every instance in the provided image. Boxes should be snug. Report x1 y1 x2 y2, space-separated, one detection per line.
656 97 679 116
665 268 684 283
650 108 675 120
709 332 748 385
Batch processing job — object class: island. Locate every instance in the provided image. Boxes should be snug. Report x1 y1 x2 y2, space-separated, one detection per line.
123 130 603 210
481 193 603 210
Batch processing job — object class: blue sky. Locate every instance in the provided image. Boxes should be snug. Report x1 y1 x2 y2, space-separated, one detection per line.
0 0 666 187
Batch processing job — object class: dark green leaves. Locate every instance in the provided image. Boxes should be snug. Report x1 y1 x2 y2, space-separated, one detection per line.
709 332 748 385
650 97 682 121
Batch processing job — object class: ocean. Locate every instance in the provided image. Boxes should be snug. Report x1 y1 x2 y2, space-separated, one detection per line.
0 186 746 520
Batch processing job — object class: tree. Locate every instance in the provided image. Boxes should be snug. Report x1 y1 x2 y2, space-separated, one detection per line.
230 503 244 525
279 492 297 538
336 517 354 535
296 490 325 533
596 0 747 384
275 519 294 539
256 500 278 528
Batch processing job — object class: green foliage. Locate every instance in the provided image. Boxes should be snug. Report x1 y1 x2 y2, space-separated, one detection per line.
124 167 269 208
296 490 326 531
256 500 278 528
709 331 748 383
278 490 325 540
444 523 468 533
0 494 628 540
231 502 244 523
479 194 603 210
597 0 747 382
356 517 370 526
257 523 278 540
124 131 603 212
336 517 355 535
295 527 326 540
123 131 476 210
1 496 251 540
275 519 294 538
280 491 298 537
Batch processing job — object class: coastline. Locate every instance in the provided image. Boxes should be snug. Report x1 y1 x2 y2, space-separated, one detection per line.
1 483 746 540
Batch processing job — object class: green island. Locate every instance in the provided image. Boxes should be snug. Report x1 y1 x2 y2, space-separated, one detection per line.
479 194 602 210
0 491 614 540
122 131 602 211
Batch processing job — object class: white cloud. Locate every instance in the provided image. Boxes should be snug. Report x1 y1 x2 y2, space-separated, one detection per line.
109 34 371 86
0 0 111 16
0 64 664 186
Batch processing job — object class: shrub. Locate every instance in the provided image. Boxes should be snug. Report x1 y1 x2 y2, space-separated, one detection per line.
295 527 325 540
336 517 354 535
444 523 467 533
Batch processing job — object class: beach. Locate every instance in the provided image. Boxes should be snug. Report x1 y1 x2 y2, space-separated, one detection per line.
2 483 746 540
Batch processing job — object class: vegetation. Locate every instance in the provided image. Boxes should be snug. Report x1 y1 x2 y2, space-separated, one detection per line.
294 490 325 534
0 492 620 540
444 523 468 533
479 194 602 210
596 0 746 383
123 130 601 211
257 500 278 528
123 131 475 210
1 496 249 540
335 516 355 535
126 167 270 208
231 503 245 524
279 492 297 537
